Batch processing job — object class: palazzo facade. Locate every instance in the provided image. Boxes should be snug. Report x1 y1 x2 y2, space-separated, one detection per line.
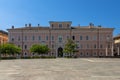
7 21 114 57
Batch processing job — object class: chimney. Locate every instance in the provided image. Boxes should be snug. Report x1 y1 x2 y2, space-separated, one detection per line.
38 24 40 27
25 24 27 27
89 22 94 28
29 23 31 27
12 25 14 29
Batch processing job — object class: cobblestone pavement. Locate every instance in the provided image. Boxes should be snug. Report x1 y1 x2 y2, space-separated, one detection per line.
0 58 120 80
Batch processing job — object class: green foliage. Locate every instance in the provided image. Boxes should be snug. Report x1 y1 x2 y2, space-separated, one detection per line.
30 44 50 54
0 43 21 55
63 39 77 56
1 57 16 60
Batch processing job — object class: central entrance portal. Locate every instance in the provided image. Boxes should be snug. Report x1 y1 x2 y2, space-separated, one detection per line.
58 47 63 57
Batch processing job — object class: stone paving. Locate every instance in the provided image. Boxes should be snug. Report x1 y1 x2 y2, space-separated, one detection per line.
0 58 120 80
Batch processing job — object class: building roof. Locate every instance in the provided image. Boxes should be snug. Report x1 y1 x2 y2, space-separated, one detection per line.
0 30 8 35
7 26 50 30
7 26 114 31
114 35 120 40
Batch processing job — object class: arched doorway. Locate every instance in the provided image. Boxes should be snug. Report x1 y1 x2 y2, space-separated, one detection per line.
58 47 63 57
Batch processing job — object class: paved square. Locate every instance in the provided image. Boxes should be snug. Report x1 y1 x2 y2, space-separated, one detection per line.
0 58 120 80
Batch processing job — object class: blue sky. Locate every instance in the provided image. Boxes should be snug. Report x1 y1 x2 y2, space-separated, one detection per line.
0 0 120 36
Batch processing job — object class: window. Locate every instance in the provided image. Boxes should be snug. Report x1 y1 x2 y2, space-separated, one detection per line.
87 44 89 49
100 52 103 56
72 36 75 40
100 35 103 40
11 38 14 42
52 44 54 48
32 36 35 40
86 36 89 40
67 36 69 39
25 45 27 49
18 36 20 41
80 44 83 49
76 43 79 49
38 36 41 40
100 44 103 48
93 36 97 40
108 44 110 48
94 44 96 49
24 53 27 56
94 52 97 56
46 36 48 40
86 52 89 56
80 52 83 56
107 35 110 40
59 24 62 28
80 36 82 40
25 36 27 41
58 36 62 42
41 41 46 45
51 36 54 40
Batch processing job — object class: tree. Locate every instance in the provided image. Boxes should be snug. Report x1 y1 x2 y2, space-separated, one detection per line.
30 44 50 55
0 43 21 56
63 39 77 57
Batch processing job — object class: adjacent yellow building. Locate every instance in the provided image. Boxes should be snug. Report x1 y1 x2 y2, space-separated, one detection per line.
114 35 120 56
0 30 8 45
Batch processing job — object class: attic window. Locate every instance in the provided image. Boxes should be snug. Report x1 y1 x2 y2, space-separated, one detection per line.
59 24 62 28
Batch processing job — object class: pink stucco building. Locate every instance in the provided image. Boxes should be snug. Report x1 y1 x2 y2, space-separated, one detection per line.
7 21 114 57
